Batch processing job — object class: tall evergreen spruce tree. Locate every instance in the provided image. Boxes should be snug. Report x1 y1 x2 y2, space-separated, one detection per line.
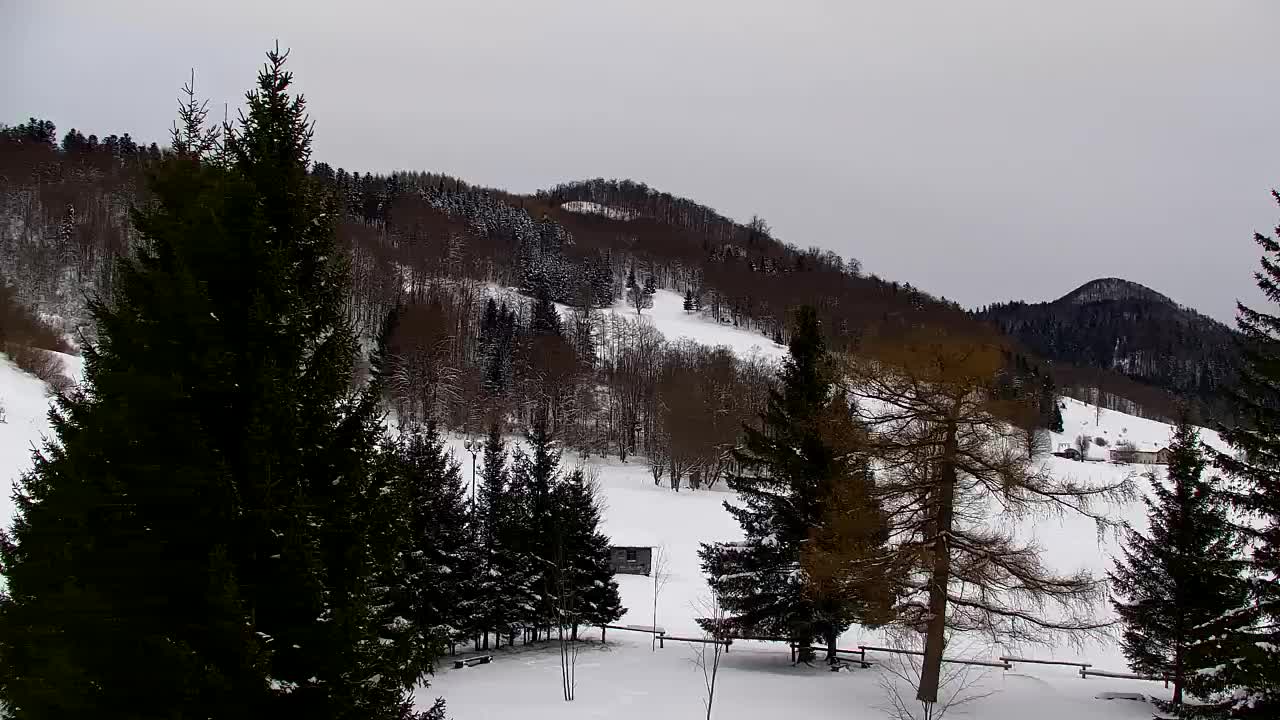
530 284 562 337
504 421 623 641
1108 415 1246 711
1193 192 1280 716
502 442 542 639
474 423 524 645
699 306 890 664
388 421 477 674
509 421 562 634
0 48 423 719
553 469 625 636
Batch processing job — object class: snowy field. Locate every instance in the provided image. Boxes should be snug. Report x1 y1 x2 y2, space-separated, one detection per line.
0 299 1214 718
420 395 1205 719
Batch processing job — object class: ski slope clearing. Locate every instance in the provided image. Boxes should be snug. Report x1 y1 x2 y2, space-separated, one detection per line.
560 201 637 221
598 289 787 362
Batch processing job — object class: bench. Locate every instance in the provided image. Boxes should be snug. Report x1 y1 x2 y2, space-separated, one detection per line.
453 655 493 669
601 624 666 644
790 643 873 668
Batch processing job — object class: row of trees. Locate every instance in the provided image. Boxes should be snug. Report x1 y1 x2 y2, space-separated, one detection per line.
387 416 624 662
0 49 622 720
469 422 624 649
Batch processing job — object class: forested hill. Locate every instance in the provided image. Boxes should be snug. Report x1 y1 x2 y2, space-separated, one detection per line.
0 120 1190 425
977 278 1240 422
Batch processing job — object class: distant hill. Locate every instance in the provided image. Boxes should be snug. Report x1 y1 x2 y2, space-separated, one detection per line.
977 278 1239 422
0 122 1228 426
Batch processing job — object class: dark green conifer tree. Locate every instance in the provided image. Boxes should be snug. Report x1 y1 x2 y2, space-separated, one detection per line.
1109 415 1246 711
388 421 477 673
474 423 526 645
1192 192 1280 716
0 47 424 719
501 442 541 639
553 469 624 637
509 421 562 634
530 284 562 337
699 306 890 664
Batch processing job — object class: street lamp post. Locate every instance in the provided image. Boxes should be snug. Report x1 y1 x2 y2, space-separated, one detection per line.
462 437 478 520
463 436 483 650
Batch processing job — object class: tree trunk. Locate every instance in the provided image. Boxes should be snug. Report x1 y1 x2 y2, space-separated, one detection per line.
824 626 839 665
1172 644 1184 706
795 639 815 664
917 420 958 705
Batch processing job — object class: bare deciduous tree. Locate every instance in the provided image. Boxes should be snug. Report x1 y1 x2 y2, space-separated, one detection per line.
876 630 998 720
651 545 671 651
554 555 580 702
691 594 726 720
1073 433 1092 461
843 329 1133 706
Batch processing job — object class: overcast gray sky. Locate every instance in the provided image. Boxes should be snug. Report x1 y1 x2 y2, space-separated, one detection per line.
5 1 1278 322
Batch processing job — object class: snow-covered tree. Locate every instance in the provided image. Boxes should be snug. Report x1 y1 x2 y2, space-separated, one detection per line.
1110 415 1246 711
387 421 478 672
475 424 535 645
1193 191 1280 717
553 469 624 636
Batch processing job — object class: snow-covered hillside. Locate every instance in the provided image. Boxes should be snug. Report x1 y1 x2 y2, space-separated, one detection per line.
598 289 787 362
560 201 637 222
0 352 81 528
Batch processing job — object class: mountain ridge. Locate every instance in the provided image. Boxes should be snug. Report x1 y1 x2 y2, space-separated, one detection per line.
978 276 1239 422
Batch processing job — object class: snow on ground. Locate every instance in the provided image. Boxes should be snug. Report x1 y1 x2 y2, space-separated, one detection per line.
599 289 788 363
425 634 1171 720
0 351 81 529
